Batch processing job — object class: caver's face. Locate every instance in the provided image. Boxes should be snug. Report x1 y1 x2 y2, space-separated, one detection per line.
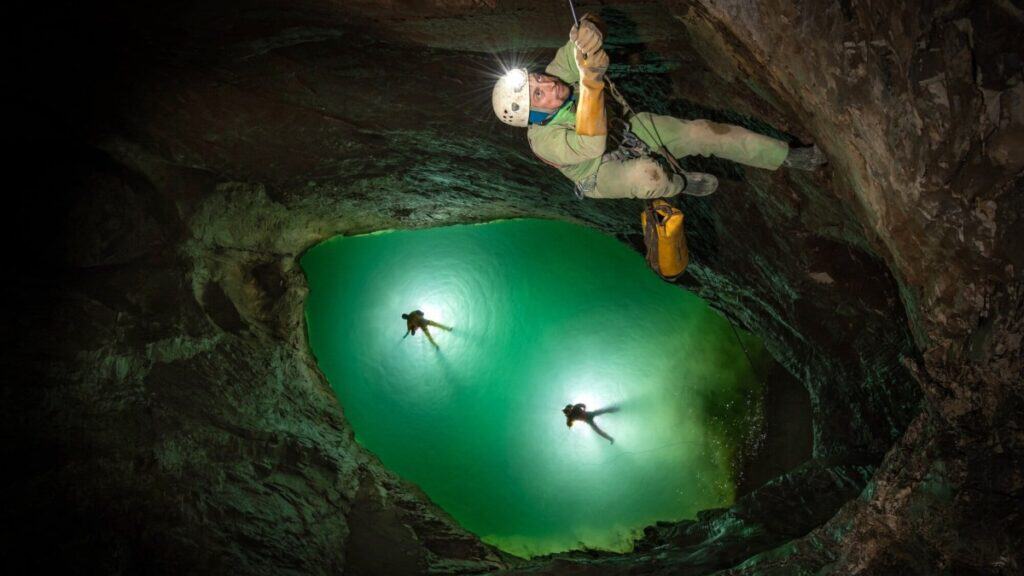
529 73 569 112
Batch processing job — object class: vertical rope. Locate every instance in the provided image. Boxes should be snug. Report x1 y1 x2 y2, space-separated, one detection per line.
727 318 760 380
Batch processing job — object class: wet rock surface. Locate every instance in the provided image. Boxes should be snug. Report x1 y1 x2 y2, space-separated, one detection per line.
5 0 1021 574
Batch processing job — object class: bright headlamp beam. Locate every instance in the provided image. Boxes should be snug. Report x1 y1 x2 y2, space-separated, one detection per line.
505 68 527 91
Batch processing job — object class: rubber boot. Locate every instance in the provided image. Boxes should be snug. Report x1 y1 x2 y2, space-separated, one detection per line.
782 144 827 170
681 172 718 196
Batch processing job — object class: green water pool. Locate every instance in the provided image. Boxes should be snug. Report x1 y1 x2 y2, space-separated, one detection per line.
302 219 767 557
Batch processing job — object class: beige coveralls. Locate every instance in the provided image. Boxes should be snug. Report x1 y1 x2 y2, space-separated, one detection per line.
527 40 790 199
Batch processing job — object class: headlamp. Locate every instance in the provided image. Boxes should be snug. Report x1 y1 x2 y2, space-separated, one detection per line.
505 69 527 91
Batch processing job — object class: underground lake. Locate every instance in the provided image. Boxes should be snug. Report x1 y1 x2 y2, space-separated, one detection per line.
301 219 776 557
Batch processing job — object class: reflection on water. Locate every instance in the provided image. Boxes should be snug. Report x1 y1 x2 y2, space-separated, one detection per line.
302 219 767 557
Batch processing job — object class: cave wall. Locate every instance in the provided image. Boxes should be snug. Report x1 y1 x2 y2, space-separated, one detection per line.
668 1 1024 573
4 1 1021 574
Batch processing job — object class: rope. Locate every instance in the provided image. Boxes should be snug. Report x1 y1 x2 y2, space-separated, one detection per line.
608 80 688 194
726 317 762 387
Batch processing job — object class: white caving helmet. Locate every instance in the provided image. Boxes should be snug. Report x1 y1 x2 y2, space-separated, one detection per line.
492 68 530 127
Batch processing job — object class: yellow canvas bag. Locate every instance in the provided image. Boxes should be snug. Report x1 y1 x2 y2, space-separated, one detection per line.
641 199 689 279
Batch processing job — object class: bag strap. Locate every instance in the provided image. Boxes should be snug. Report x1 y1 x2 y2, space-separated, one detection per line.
643 200 661 270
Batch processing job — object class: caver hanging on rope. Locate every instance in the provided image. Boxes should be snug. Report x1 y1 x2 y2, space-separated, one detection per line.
490 2 827 202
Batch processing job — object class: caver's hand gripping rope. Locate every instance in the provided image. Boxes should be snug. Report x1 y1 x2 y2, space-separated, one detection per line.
566 0 688 187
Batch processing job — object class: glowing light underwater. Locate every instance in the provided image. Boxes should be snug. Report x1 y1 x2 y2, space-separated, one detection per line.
302 219 766 557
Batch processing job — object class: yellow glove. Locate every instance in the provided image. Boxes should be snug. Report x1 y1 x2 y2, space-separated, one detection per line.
574 48 608 137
